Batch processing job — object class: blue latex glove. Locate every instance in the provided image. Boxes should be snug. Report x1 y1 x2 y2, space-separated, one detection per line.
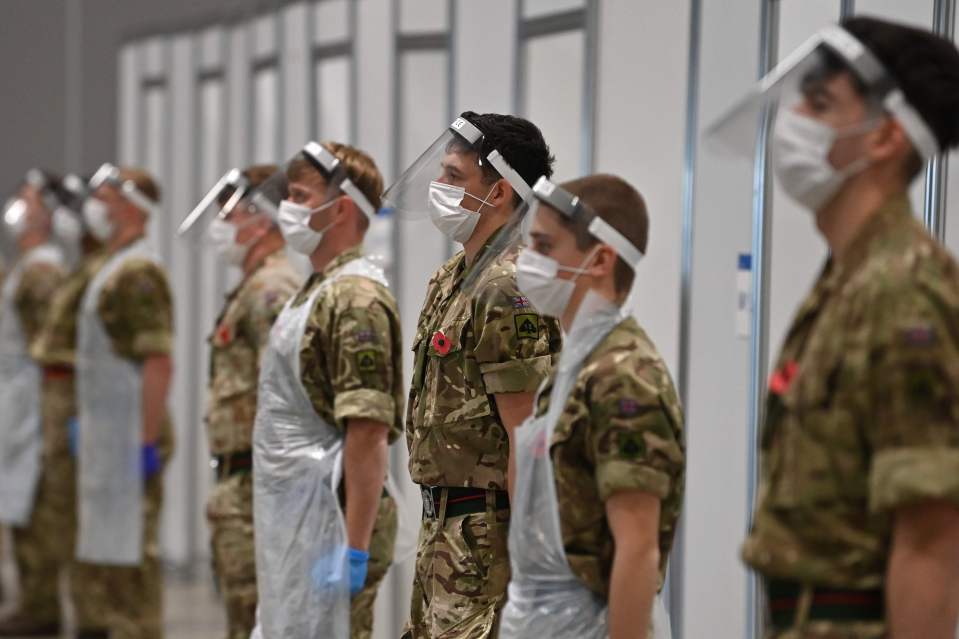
348 548 369 597
66 416 79 457
142 444 161 480
309 547 368 597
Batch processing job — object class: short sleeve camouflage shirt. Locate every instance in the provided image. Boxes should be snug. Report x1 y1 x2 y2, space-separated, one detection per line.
15 257 67 349
537 317 685 597
206 249 301 455
406 236 562 490
293 246 404 442
745 195 959 591
96 254 174 361
32 250 108 367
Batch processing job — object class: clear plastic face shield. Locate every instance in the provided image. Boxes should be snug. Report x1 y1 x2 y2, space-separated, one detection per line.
381 116 533 222
88 163 161 217
2 169 65 248
707 25 939 179
248 142 378 257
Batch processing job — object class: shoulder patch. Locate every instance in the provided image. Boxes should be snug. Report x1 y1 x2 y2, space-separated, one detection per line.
514 313 539 340
617 431 646 459
355 329 377 343
356 349 378 373
512 295 531 309
901 325 937 348
618 399 641 417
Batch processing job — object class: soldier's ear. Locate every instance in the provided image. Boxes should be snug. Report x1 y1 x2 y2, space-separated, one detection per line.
588 244 617 278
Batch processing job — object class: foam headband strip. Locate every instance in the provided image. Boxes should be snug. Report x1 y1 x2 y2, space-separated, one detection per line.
486 150 533 203
884 89 940 161
587 216 644 270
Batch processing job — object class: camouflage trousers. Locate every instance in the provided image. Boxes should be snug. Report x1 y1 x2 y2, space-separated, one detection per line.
207 472 257 639
78 470 165 639
403 493 510 639
11 376 102 627
351 493 397 639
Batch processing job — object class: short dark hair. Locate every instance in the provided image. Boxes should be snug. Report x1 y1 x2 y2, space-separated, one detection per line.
459 111 555 206
556 174 649 295
843 16 959 175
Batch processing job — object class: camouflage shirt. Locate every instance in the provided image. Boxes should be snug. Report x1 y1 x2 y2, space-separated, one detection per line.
407 238 562 489
536 317 685 597
292 246 404 441
96 242 176 452
207 249 300 455
32 250 108 367
15 254 67 349
745 194 959 591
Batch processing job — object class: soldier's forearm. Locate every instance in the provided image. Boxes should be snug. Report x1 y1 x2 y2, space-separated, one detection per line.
141 354 172 444
343 419 390 551
887 500 959 639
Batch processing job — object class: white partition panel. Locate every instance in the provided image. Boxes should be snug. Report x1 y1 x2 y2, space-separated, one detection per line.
163 32 196 565
282 2 311 157
399 0 449 33
522 30 585 182
453 0 515 115
118 44 139 167
227 23 252 169
314 57 353 143
682 0 761 636
252 67 279 163
524 0 584 19
314 0 351 44
142 86 168 255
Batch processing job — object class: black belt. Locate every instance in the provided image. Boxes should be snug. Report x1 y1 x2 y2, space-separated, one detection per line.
767 580 884 628
213 450 253 479
420 486 510 520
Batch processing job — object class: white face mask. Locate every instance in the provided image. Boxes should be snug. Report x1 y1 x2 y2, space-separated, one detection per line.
52 206 82 249
3 199 29 239
207 217 259 266
82 198 115 242
516 247 597 319
277 198 336 256
427 181 495 244
772 109 875 212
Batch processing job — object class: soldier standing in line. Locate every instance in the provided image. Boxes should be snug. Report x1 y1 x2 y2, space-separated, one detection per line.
177 164 301 639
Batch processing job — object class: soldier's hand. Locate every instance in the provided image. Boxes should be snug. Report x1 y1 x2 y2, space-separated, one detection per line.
66 416 79 457
347 547 369 597
141 444 161 480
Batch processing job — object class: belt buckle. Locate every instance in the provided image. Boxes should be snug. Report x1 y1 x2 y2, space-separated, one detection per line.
421 486 436 518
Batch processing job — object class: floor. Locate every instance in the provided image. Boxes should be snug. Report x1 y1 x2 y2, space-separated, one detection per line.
1 528 226 639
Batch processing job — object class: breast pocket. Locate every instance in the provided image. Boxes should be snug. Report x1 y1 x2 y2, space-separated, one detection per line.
768 359 867 509
425 317 493 425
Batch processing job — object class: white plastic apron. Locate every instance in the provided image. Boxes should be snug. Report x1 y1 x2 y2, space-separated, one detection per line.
0 244 64 525
76 239 157 565
252 256 389 639
500 293 671 639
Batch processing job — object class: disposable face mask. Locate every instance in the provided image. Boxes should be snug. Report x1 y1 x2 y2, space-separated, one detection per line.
207 217 264 267
277 198 336 256
52 207 82 248
772 109 876 212
427 181 495 244
82 198 114 242
516 246 598 319
3 199 29 239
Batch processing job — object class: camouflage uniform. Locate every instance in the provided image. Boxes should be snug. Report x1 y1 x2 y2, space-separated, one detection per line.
7 251 109 632
205 249 299 639
291 246 403 639
745 195 959 638
3 252 67 629
404 240 561 639
77 249 176 639
537 317 685 604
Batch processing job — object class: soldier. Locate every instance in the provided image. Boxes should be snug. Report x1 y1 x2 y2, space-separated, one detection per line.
250 141 401 639
499 175 683 639
709 17 959 637
0 173 108 638
177 165 301 639
0 170 68 636
75 165 174 639
383 112 561 638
